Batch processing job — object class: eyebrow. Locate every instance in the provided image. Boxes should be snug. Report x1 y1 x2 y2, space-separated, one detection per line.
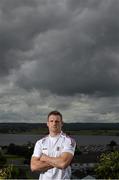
49 119 60 122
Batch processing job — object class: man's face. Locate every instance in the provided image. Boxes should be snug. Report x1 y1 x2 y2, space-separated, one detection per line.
47 115 63 133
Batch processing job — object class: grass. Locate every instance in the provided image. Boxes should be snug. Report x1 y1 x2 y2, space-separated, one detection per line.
16 128 48 135
4 154 24 160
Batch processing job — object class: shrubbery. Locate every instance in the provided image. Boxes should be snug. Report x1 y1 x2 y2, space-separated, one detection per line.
95 151 119 179
0 165 19 179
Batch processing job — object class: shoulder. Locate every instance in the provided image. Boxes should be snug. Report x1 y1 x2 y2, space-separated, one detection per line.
61 132 75 141
35 135 49 145
61 132 76 146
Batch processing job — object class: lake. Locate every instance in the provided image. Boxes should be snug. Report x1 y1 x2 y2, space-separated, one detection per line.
0 134 119 146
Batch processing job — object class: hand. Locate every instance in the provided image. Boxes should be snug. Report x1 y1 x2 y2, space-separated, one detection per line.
40 154 48 162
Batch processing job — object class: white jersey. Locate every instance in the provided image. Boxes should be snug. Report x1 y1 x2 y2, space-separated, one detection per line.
32 131 76 180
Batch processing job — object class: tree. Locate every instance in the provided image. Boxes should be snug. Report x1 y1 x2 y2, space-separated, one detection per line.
0 165 19 179
74 145 82 155
108 140 117 151
95 151 119 179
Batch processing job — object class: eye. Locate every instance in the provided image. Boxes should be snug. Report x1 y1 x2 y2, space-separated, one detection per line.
56 120 60 123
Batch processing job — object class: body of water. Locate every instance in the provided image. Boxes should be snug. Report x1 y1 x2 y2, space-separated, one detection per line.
0 134 119 146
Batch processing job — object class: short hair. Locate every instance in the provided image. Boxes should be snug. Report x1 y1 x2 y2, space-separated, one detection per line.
48 110 62 121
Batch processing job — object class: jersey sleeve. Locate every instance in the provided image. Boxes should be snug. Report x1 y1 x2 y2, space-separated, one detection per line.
32 140 42 157
62 137 76 155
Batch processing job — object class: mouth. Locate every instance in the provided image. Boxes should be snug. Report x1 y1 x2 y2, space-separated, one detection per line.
52 126 57 128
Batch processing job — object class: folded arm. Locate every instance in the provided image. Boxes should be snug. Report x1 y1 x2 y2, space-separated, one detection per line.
40 152 74 169
30 156 53 172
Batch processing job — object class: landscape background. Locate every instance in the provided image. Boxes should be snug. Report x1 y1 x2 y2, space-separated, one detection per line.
0 1 119 179
1 122 119 134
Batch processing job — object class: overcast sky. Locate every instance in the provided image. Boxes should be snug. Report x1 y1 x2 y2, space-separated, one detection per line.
0 0 119 123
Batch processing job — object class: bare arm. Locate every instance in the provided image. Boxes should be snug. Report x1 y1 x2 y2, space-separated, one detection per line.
30 156 53 172
40 152 74 169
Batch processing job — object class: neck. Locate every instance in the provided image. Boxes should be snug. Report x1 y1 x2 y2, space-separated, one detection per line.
49 131 61 137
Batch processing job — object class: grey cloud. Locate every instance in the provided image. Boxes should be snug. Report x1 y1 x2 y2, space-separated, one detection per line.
0 0 70 75
1 0 119 96
0 0 119 124
0 82 119 123
6 0 119 96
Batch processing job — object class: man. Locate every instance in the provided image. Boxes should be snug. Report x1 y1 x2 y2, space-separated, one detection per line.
30 110 76 180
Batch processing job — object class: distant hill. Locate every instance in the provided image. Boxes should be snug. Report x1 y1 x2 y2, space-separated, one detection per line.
64 123 119 130
0 122 119 134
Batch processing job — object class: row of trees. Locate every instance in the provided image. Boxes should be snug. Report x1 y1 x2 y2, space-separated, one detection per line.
7 143 34 162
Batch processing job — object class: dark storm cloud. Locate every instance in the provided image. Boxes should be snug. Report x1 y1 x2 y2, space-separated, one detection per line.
1 0 119 97
0 0 70 75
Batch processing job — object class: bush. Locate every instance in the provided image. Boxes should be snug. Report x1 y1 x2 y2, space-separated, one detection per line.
95 151 119 179
0 165 19 179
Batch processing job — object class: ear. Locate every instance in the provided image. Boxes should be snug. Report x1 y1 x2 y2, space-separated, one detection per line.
47 121 49 127
61 120 63 127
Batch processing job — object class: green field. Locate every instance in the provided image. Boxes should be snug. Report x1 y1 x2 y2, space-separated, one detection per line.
4 154 24 159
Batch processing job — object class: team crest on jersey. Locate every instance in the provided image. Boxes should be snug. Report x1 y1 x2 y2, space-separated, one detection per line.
56 146 60 151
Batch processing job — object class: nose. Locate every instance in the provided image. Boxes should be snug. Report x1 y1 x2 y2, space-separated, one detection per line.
53 121 57 125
